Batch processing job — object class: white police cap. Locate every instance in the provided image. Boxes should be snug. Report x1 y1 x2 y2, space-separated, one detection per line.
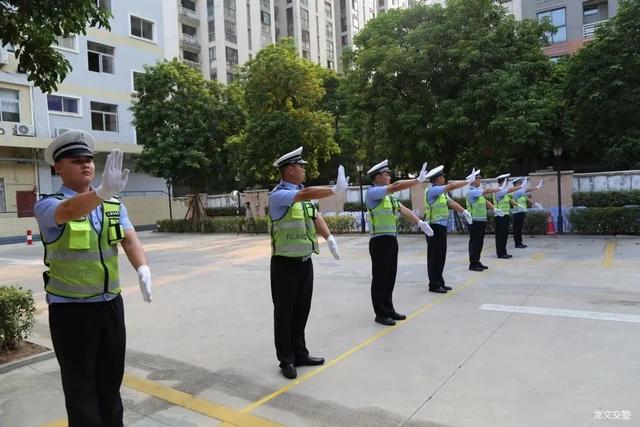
367 159 390 176
425 165 445 181
496 173 511 181
273 146 308 168
511 176 524 184
466 168 481 180
45 130 95 166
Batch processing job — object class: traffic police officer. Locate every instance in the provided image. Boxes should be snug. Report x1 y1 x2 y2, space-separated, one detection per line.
424 166 476 293
268 147 346 380
510 177 543 248
366 160 433 326
34 131 152 427
492 173 523 258
465 168 504 271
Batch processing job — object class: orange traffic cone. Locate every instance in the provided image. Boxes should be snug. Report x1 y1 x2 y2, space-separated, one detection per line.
545 212 556 236
26 229 33 245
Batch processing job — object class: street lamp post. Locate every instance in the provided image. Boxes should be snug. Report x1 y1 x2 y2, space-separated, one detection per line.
356 164 365 233
553 145 564 234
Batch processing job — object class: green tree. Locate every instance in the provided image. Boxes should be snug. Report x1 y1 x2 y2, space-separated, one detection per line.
341 0 556 177
131 59 245 220
230 40 339 187
564 0 640 171
0 0 111 93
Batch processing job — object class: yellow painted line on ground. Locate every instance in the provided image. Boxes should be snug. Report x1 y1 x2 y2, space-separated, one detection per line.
237 277 480 417
531 252 545 261
603 240 616 268
42 373 283 427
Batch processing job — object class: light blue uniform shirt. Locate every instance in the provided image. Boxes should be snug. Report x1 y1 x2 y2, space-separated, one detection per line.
511 188 527 214
365 184 397 238
34 185 134 304
426 185 448 227
269 180 302 221
467 186 486 222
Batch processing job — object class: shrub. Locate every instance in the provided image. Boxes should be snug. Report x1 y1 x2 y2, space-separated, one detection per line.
0 286 36 351
157 217 270 234
344 199 412 212
323 215 357 234
205 207 246 217
568 207 640 235
572 190 640 208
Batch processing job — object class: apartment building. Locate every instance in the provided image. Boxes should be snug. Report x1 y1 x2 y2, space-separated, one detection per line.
502 0 618 59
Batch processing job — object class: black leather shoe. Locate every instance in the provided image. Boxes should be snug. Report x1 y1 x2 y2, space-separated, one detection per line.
469 264 484 271
480 264 489 269
281 364 297 379
442 285 452 291
390 312 406 321
294 356 325 366
515 244 527 248
375 316 396 326
429 287 448 294
497 254 513 259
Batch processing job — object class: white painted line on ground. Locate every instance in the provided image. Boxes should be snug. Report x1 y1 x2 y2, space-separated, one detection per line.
479 304 640 324
0 257 41 265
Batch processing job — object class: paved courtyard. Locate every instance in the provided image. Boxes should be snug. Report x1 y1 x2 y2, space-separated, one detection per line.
0 232 639 427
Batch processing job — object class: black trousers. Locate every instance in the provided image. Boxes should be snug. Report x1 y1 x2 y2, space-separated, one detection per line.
270 256 313 367
495 215 510 256
468 221 487 265
512 212 525 245
369 235 399 318
426 224 447 289
49 294 126 427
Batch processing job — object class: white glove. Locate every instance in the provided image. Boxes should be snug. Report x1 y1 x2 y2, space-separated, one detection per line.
416 162 429 183
326 235 340 260
95 149 130 200
522 177 528 188
536 180 543 190
500 179 508 191
462 209 473 224
417 220 434 236
534 202 543 209
137 265 152 303
331 165 349 194
466 168 478 185
494 208 505 217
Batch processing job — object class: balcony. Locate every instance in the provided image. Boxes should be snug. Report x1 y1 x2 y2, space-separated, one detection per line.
182 59 201 69
583 20 607 38
180 33 201 49
179 5 200 25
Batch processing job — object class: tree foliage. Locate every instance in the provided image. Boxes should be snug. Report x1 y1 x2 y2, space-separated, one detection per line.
230 40 340 187
130 59 244 218
0 0 111 93
564 0 640 171
341 0 557 177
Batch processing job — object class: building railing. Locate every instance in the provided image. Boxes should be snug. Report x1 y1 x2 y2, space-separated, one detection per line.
583 20 608 38
182 59 201 69
180 33 201 47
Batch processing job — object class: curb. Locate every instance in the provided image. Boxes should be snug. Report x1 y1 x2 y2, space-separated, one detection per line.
0 349 56 375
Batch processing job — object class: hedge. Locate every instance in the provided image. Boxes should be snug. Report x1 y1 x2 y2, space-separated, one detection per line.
343 200 412 212
572 191 640 208
157 217 269 233
568 207 640 235
205 207 246 217
0 286 36 351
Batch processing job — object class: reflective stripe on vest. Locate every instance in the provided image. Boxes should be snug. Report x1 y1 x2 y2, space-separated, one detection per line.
368 195 399 235
42 197 124 298
269 201 319 257
493 193 511 214
467 193 487 221
424 190 449 223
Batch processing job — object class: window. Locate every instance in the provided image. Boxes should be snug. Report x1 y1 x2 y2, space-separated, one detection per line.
227 72 235 83
182 24 197 37
326 40 334 58
341 34 348 46
47 95 80 114
132 71 144 93
286 8 294 36
95 0 111 11
183 50 199 62
209 47 217 60
301 0 308 6
378 0 384 7
301 8 310 29
182 0 196 11
130 15 154 41
327 59 334 69
326 22 333 39
225 46 238 66
224 0 237 20
302 30 311 50
325 2 332 18
537 8 566 43
261 0 270 10
209 20 216 41
208 0 215 16
225 20 237 43
302 50 311 60
87 41 115 73
211 69 218 80
353 16 359 31
53 35 77 52
0 89 20 122
90 102 118 132
0 178 5 213
261 11 271 25
352 0 358 9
